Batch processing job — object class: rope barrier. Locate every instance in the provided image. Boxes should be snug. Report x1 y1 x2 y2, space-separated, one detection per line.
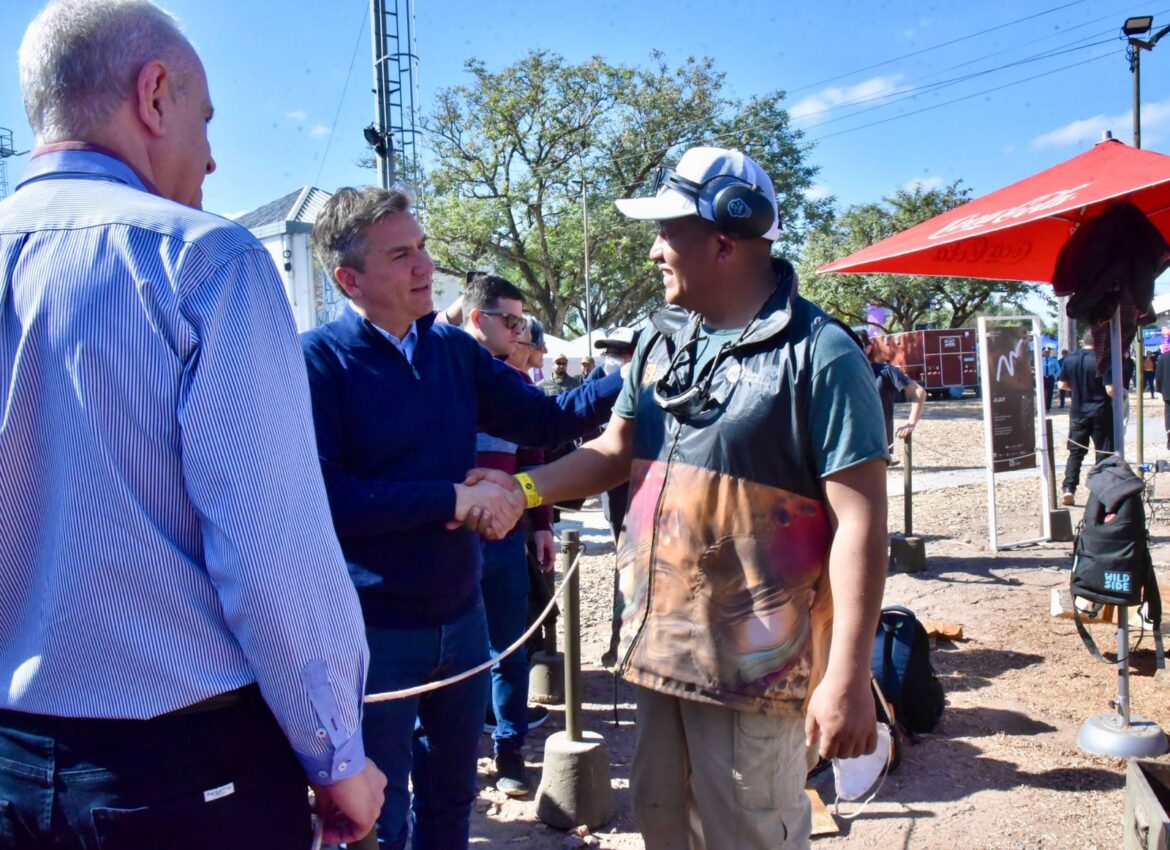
363 546 585 704
886 422 1170 468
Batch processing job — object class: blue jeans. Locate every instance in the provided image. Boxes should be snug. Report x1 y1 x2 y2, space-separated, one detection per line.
0 688 309 849
481 531 531 755
364 598 491 850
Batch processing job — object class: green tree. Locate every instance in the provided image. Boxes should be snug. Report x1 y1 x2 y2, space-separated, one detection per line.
420 51 830 336
798 182 1048 331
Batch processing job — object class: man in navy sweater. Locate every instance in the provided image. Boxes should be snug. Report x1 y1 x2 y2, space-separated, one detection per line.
302 185 621 849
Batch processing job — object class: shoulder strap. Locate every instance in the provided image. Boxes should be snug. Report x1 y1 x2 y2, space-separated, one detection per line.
1072 603 1109 663
1143 563 1165 670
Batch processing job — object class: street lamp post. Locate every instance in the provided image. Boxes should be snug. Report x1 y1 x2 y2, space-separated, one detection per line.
1124 15 1170 468
1124 16 1170 150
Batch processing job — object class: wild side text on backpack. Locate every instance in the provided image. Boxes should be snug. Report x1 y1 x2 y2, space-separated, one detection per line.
870 605 945 738
1069 455 1165 668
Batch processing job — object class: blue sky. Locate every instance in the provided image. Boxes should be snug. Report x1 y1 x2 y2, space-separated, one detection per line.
3 0 1168 291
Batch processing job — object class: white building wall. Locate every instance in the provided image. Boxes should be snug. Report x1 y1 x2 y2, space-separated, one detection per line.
258 231 322 333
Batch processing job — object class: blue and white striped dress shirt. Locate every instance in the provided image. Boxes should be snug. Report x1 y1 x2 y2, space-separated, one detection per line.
0 149 369 783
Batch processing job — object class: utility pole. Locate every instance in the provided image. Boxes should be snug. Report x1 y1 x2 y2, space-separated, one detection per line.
367 0 420 190
368 0 393 188
0 128 30 201
581 179 593 349
1123 16 1170 467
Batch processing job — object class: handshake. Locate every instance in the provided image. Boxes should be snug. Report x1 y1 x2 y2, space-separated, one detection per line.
448 468 528 540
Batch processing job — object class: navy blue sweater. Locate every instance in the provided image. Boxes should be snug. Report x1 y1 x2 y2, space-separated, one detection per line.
302 309 620 628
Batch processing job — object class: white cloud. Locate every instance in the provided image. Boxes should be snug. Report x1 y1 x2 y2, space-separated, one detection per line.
310 124 330 138
1030 100 1170 149
789 75 907 126
901 175 945 193
803 184 832 202
285 109 308 122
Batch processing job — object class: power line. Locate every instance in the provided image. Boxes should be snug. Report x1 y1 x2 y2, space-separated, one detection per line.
784 0 1093 96
810 52 1114 144
902 4 1170 86
315 2 369 189
792 37 1115 129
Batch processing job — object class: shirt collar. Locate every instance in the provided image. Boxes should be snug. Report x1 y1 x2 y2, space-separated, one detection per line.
374 321 418 348
20 144 159 196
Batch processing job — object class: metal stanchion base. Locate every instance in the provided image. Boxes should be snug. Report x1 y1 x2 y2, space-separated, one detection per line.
535 730 614 830
1077 712 1168 758
529 650 565 705
889 533 927 573
1048 509 1074 542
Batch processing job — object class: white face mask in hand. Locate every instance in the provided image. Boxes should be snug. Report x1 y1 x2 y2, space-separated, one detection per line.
832 723 892 818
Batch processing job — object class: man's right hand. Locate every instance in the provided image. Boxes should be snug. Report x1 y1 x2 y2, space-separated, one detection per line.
313 760 387 844
450 477 524 539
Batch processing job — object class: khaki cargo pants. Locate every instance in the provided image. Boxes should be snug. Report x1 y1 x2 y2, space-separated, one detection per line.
631 686 812 850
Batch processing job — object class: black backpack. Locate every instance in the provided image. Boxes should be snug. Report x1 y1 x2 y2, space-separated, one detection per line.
871 606 945 738
1070 456 1165 668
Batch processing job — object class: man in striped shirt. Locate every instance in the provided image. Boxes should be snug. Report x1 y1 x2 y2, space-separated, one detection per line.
0 1 384 846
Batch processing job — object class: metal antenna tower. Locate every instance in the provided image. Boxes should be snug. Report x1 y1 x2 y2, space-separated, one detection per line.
367 0 421 190
0 128 20 200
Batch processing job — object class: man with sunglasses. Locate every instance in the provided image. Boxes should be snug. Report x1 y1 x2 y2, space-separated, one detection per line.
510 147 889 849
460 273 556 796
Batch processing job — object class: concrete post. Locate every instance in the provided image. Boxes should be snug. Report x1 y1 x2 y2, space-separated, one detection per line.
889 435 926 572
536 530 613 830
529 568 565 705
1046 419 1074 541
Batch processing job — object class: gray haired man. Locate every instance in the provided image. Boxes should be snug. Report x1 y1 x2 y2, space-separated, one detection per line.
0 1 384 846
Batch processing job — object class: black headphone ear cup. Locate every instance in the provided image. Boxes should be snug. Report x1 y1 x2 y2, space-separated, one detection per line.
711 182 774 239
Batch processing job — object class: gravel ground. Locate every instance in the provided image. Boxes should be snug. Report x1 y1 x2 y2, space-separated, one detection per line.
467 395 1170 849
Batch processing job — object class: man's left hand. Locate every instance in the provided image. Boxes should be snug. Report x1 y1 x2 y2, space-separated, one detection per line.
804 673 877 760
533 530 556 573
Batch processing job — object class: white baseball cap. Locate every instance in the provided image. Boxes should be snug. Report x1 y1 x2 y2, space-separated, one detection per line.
614 146 781 241
594 327 637 349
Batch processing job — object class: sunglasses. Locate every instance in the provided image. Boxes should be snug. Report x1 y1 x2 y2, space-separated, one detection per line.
479 310 527 332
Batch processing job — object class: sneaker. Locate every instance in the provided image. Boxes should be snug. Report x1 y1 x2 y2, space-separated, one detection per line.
1061 490 1075 507
494 749 530 797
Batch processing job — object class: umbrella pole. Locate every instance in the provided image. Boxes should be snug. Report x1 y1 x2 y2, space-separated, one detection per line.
1112 311 1125 461
1109 311 1132 727
1077 311 1167 757
1136 338 1145 468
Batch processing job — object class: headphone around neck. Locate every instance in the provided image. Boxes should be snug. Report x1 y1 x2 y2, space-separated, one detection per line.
653 166 777 239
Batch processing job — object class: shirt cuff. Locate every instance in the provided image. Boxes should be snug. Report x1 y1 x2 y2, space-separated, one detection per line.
298 729 367 785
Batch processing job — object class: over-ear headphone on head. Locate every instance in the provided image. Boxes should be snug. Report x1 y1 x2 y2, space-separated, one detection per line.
652 167 777 239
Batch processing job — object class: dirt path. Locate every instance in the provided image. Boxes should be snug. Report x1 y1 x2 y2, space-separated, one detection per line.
467 396 1170 849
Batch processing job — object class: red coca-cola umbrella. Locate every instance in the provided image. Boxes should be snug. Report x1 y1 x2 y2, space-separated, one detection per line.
817 137 1170 284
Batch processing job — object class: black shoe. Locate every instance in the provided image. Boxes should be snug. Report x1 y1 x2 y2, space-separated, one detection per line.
494 749 529 797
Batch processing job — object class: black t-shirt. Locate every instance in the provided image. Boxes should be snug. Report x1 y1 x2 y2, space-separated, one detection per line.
1059 348 1110 418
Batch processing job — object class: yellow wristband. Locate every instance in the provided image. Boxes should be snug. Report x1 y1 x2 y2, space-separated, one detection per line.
514 472 544 509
